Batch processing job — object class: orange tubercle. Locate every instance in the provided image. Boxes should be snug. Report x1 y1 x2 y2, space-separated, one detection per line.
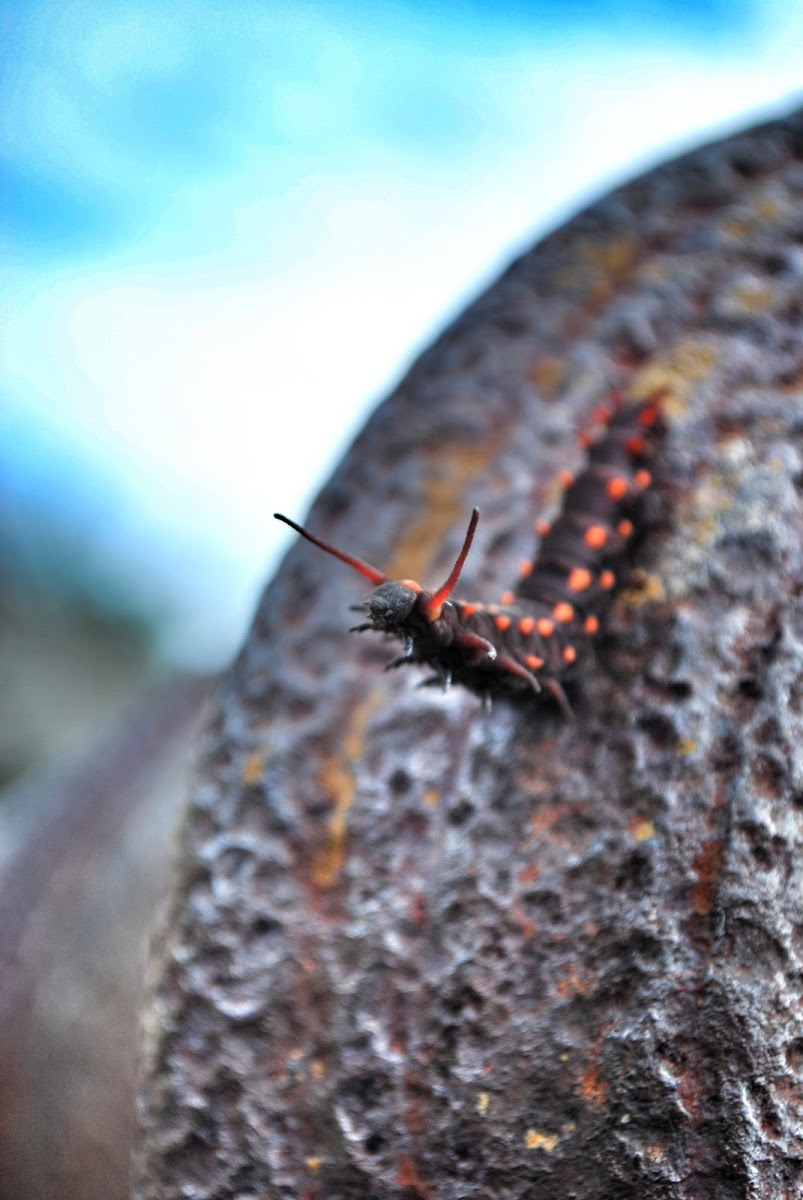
525 654 544 670
617 519 633 538
536 617 555 638
518 616 535 635
553 601 575 624
634 469 652 490
583 615 600 635
562 646 577 664
606 477 628 501
495 614 511 632
599 570 615 590
584 525 608 550
568 567 592 593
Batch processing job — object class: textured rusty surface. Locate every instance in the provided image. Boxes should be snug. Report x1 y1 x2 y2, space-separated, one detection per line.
135 107 803 1199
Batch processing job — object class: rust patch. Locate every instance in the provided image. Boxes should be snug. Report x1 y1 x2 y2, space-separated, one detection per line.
690 838 722 916
555 964 594 999
395 1152 432 1198
579 1056 608 1109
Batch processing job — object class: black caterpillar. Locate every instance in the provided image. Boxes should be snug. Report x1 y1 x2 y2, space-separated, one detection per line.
275 394 663 714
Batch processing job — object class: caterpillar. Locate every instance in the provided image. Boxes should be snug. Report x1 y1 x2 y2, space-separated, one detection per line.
274 394 663 714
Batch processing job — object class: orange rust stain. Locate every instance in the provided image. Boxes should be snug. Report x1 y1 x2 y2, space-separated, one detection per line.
305 1156 323 1172
690 838 722 916
241 750 264 785
579 1058 608 1108
555 964 593 999
677 1067 704 1122
531 804 568 838
395 1153 431 1197
312 694 378 889
380 440 503 584
519 860 539 886
525 1128 560 1151
423 787 440 808
409 891 428 931
511 900 537 940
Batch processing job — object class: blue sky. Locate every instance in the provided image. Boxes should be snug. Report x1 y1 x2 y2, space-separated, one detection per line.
3 0 801 663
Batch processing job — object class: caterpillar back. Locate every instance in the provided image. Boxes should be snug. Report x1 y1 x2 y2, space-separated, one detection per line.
275 393 663 714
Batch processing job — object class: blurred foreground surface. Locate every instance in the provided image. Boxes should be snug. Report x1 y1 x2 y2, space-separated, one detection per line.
0 675 214 1200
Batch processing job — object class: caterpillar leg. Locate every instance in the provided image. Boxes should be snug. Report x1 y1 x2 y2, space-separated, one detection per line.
494 654 542 693
452 629 498 664
384 636 414 670
542 677 574 720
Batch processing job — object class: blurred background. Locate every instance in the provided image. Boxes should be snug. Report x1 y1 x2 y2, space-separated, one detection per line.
1 3 802 1196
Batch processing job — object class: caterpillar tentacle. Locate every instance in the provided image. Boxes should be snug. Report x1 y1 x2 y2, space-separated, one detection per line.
274 393 664 710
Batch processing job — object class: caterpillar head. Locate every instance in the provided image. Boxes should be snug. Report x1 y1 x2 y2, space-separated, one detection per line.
273 508 479 638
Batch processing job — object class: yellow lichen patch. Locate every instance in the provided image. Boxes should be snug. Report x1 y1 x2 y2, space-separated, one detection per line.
380 440 503 584
644 1143 667 1163
754 194 783 223
552 233 637 294
476 1091 490 1115
241 750 264 786
527 355 566 395
306 1156 323 1172
631 819 655 844
720 216 755 242
423 787 440 808
310 1059 325 1080
677 737 698 756
312 694 379 889
342 691 378 761
630 339 720 414
727 282 774 312
525 1129 559 1152
311 756 355 889
584 232 637 278
617 569 665 608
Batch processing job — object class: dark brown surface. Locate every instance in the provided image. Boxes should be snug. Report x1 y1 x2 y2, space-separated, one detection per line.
135 105 803 1199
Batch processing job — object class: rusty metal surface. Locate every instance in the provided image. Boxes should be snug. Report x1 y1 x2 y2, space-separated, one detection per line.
135 107 803 1199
